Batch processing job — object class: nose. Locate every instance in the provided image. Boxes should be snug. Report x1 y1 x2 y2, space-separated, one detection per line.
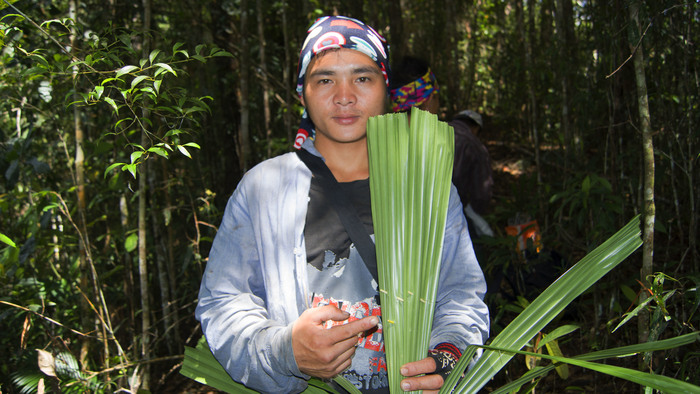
334 81 356 106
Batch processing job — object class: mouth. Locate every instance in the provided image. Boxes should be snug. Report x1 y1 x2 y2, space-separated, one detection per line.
333 114 361 125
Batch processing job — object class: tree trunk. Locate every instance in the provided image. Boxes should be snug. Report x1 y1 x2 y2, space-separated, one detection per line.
138 0 153 389
256 0 272 158
387 0 405 63
69 0 111 372
627 0 654 369
555 0 575 157
150 166 174 355
161 159 182 354
281 3 293 145
69 0 90 370
238 0 251 171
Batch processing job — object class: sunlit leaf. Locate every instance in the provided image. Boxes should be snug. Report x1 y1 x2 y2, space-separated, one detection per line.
104 162 125 178
368 107 454 394
36 349 55 377
103 97 118 114
149 49 161 65
154 62 176 77
131 75 149 89
115 65 138 78
0 233 17 248
125 233 138 252
178 145 191 158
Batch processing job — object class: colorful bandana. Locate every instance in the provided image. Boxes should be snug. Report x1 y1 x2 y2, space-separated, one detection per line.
389 69 439 113
293 16 390 149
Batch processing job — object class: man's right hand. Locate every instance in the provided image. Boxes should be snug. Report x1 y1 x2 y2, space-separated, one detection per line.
292 305 379 378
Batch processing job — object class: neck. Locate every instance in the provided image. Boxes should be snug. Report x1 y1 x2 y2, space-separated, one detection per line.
315 138 369 182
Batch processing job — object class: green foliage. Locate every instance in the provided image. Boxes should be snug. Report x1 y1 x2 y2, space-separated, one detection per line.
1 2 231 391
1 0 698 391
12 350 107 393
445 215 644 393
549 172 624 247
181 336 348 394
367 108 454 393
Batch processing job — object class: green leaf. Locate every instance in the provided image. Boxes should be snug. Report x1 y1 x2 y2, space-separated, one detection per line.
124 233 138 252
492 333 699 393
104 162 125 178
543 339 569 379
539 325 580 349
182 142 201 149
613 296 654 333
101 77 119 86
122 163 137 178
0 233 17 248
212 50 234 58
481 337 700 394
177 145 192 158
147 146 169 159
444 215 643 393
181 337 346 393
149 49 161 65
103 97 119 114
131 75 149 90
367 108 454 393
581 175 591 194
93 86 104 100
115 65 139 78
130 151 143 164
154 62 176 77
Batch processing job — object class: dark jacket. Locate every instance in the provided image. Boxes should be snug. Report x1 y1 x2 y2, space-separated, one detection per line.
449 117 493 215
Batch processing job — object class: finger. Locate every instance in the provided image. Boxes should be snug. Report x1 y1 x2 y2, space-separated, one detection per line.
310 305 351 324
328 315 379 343
400 373 444 392
312 344 356 379
400 356 437 377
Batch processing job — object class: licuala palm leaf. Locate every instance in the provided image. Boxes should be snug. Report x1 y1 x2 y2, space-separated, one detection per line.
489 331 700 394
442 215 644 393
367 107 454 394
180 337 348 393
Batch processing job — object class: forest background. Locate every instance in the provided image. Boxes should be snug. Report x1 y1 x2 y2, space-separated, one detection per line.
1 0 698 392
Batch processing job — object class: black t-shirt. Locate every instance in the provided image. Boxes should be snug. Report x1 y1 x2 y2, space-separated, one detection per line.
305 176 389 393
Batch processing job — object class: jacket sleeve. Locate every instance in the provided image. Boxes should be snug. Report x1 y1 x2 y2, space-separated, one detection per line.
195 178 309 394
429 185 490 354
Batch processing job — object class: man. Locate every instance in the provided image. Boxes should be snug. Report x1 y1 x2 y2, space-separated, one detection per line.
196 16 489 393
390 56 494 237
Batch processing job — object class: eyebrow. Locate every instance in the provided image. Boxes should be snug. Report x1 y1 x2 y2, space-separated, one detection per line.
307 65 382 79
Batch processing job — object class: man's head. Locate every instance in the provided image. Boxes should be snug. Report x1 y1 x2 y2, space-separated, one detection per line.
389 56 440 115
293 16 390 149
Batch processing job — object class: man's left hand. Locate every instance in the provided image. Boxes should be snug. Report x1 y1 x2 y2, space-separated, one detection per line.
399 356 443 393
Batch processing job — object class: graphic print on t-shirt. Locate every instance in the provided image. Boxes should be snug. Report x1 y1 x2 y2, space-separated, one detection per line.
305 178 388 393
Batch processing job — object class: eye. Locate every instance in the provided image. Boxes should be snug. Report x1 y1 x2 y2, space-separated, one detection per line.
357 76 371 83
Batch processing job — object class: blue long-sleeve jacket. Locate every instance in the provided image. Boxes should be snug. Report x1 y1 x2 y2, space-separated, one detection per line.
195 140 490 393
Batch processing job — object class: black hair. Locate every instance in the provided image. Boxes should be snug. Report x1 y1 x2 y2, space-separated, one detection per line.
390 56 430 90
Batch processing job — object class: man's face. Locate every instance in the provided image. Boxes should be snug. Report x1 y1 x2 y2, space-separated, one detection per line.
301 48 387 146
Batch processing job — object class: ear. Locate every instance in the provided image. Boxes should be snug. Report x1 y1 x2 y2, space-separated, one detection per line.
300 93 306 107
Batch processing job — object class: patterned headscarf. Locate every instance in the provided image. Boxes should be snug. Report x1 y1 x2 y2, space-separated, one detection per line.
293 16 390 149
389 68 439 113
